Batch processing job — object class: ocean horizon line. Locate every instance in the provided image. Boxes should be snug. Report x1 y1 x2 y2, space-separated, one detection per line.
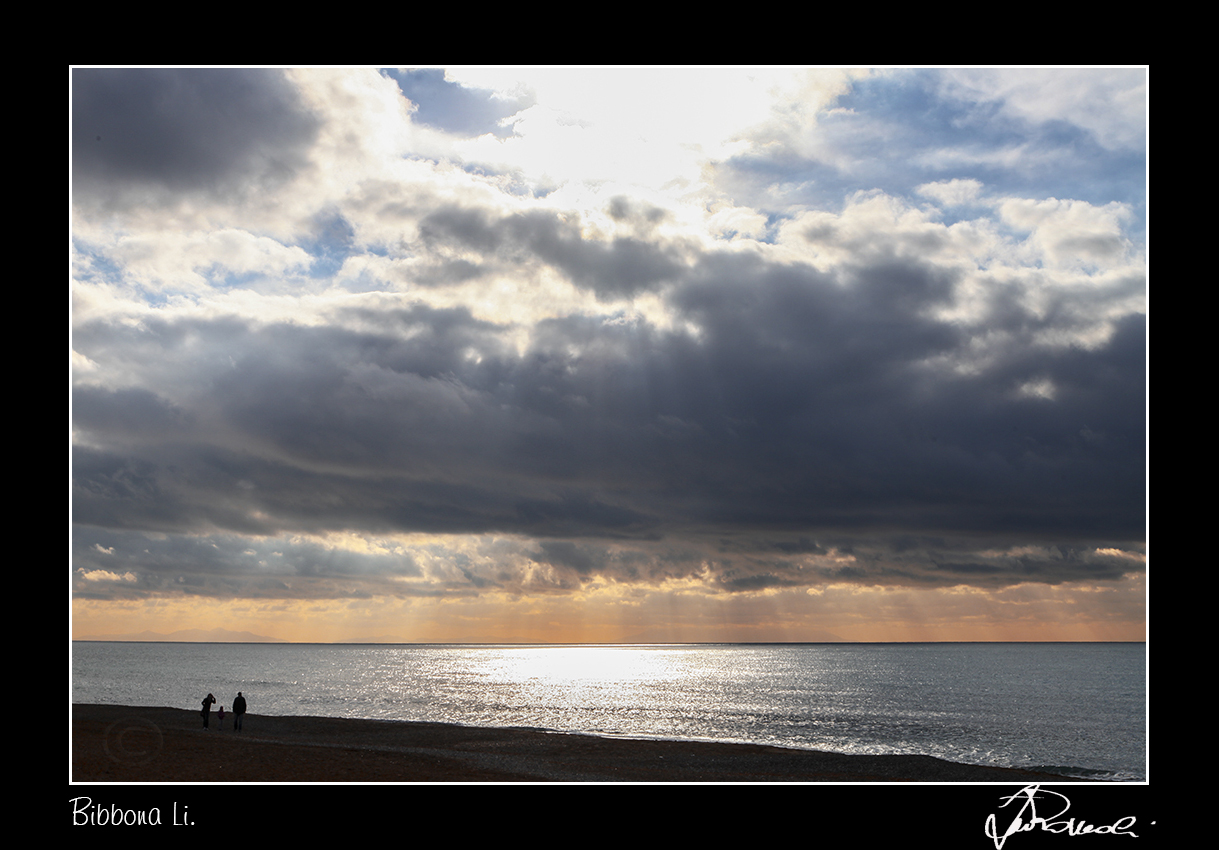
71 638 1146 646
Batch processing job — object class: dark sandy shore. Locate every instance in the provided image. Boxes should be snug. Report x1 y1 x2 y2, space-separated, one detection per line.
73 703 1080 783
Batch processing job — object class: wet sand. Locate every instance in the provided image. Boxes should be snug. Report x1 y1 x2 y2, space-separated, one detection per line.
72 703 1080 783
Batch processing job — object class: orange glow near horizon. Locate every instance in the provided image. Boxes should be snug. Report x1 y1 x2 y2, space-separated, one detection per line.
71 574 1146 644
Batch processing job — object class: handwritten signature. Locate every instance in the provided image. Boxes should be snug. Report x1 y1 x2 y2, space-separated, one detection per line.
985 785 1138 848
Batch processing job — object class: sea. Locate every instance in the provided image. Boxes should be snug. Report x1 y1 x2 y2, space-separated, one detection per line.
71 641 1146 782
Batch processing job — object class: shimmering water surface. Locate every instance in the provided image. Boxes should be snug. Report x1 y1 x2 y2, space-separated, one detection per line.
72 641 1146 781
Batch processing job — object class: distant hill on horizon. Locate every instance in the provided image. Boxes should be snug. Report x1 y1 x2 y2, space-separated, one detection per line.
74 628 286 643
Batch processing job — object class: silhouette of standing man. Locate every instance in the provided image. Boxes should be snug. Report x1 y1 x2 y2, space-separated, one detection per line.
201 693 216 729
232 691 247 732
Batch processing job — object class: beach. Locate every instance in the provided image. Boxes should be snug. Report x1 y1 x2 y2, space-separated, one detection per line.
72 703 1082 783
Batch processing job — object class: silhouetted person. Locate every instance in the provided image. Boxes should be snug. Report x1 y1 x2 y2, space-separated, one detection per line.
201 693 216 729
232 692 247 732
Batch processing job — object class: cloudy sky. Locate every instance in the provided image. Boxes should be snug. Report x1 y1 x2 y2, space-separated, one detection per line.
71 67 1146 643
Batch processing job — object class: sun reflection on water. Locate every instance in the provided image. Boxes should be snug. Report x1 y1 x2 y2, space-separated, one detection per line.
469 645 701 724
484 645 688 685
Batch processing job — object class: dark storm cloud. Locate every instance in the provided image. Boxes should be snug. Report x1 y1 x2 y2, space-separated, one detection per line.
533 540 606 576
72 527 425 602
74 386 192 438
607 196 670 230
383 68 533 138
72 68 319 204
512 531 1139 593
418 205 686 299
73 233 1145 569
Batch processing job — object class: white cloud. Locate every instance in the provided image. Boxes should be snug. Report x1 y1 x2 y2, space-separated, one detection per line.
917 178 984 207
77 568 137 582
998 196 1136 270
